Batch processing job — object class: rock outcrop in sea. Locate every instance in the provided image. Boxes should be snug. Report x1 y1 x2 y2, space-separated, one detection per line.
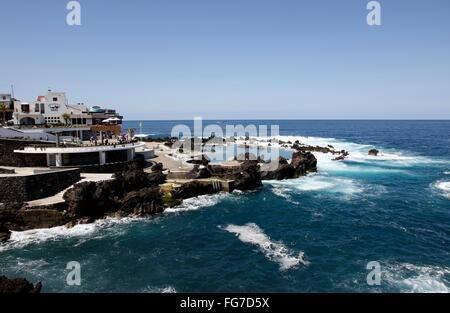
259 151 317 180
0 276 42 294
291 141 349 161
63 164 166 224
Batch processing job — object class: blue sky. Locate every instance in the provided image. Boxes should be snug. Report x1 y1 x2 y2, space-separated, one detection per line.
1 0 449 120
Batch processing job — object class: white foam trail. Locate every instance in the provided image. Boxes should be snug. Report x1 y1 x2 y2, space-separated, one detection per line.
222 223 308 271
142 285 177 293
444 172 450 175
164 193 228 213
267 174 363 196
271 187 300 205
384 263 450 293
0 217 143 251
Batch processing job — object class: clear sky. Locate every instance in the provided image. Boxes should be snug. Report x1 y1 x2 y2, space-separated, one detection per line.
1 0 449 120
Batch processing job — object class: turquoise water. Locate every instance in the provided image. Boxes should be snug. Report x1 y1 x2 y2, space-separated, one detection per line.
1 120 449 292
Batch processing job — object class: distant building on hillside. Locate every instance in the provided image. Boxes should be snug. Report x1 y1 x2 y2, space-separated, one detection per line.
11 90 123 126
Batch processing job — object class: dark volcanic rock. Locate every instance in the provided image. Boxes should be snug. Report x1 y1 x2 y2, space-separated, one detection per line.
368 149 379 156
63 181 109 218
0 165 168 235
0 224 11 242
63 164 166 220
291 151 317 173
206 160 262 191
0 202 23 222
14 208 70 230
0 202 91 233
186 154 210 166
332 155 346 161
185 165 212 179
0 276 42 294
171 180 216 199
150 162 163 172
259 162 296 180
260 151 317 180
332 151 349 161
113 163 166 192
290 142 346 157
233 160 262 190
116 187 164 216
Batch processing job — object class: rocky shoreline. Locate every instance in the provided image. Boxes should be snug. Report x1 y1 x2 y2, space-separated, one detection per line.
0 276 42 294
0 149 318 242
0 136 385 245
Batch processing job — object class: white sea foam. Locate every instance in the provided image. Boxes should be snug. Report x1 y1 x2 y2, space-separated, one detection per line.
444 171 450 175
236 135 446 170
270 135 444 170
164 193 228 213
0 217 143 251
221 223 308 271
267 174 363 196
384 263 450 293
142 285 177 293
271 187 300 205
432 181 450 199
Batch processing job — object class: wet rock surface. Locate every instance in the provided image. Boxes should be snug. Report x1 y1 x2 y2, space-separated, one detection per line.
0 276 42 294
63 164 166 220
0 224 11 243
260 151 317 180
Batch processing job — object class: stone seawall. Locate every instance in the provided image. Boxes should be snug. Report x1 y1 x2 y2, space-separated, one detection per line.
0 169 81 203
0 139 50 167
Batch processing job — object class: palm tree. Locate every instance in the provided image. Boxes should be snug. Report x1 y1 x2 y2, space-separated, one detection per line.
61 113 71 125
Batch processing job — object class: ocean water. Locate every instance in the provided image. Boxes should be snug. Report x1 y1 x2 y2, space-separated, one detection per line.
1 120 449 293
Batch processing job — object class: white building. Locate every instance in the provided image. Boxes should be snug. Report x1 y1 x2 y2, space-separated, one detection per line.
14 141 146 167
12 90 122 126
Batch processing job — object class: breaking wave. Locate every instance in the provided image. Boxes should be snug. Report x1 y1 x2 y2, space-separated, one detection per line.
164 192 229 213
383 263 450 293
271 187 300 205
432 181 450 199
273 135 445 171
221 223 309 271
0 217 144 251
267 174 364 197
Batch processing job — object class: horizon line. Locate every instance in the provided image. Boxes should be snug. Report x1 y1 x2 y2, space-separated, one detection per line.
123 118 450 121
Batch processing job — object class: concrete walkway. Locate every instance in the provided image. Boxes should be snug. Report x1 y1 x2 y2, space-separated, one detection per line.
25 173 114 207
143 142 193 172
